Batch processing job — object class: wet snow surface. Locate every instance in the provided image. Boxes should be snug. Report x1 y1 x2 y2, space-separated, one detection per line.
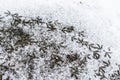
0 0 120 80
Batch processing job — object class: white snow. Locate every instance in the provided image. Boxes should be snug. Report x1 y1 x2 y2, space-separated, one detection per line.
0 0 120 80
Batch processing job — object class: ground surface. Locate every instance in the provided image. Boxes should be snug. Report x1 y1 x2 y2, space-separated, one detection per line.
0 0 120 80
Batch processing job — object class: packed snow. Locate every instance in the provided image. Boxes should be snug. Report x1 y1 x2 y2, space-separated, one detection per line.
0 0 120 80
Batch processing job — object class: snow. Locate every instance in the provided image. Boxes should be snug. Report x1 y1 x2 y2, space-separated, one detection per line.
0 0 120 80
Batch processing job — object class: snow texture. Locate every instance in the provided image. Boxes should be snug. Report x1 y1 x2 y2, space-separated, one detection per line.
0 0 120 80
